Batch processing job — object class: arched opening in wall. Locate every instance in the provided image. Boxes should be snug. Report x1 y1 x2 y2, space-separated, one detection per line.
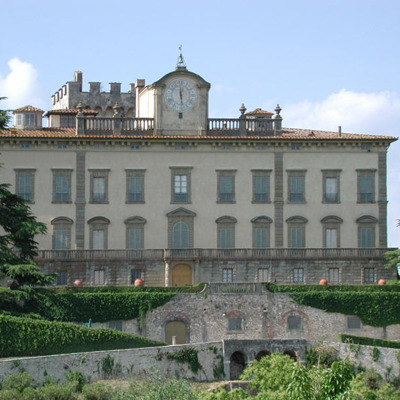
126 107 134 117
165 320 187 345
283 350 297 360
104 107 113 117
95 106 102 116
230 351 246 380
255 350 271 361
172 263 192 286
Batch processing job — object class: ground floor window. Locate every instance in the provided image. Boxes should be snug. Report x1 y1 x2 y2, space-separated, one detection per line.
222 268 233 282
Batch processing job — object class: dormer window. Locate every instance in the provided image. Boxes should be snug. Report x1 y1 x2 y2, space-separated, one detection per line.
25 114 36 126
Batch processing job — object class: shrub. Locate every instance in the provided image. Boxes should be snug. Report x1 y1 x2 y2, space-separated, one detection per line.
1 371 35 392
81 382 114 400
305 343 339 367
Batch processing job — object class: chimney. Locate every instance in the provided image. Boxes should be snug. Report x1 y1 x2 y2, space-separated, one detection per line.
74 71 83 91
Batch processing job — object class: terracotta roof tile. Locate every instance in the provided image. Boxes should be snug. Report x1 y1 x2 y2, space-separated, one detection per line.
0 127 396 142
44 109 98 116
245 108 273 116
13 105 44 114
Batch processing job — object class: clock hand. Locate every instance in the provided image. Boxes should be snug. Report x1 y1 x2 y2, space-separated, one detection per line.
179 87 183 104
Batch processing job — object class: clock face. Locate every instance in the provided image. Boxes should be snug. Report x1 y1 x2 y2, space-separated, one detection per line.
164 78 197 112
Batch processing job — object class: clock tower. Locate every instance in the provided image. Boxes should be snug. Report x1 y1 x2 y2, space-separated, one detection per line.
136 52 211 136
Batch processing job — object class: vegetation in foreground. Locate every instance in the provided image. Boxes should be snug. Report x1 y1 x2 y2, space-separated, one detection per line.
1 351 400 399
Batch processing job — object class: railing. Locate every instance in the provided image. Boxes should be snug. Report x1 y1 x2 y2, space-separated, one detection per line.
206 282 264 294
36 249 163 260
78 116 279 137
36 248 391 261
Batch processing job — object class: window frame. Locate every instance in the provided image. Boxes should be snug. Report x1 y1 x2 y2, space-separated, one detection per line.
15 168 36 203
287 216 307 248
222 268 233 282
287 170 306 204
94 269 105 285
357 216 377 248
89 169 110 204
287 315 302 331
88 217 110 249
52 169 72 203
293 268 304 284
51 217 73 250
251 169 271 203
170 167 192 204
322 169 341 203
126 169 145 204
228 316 243 332
321 216 343 248
217 170 236 203
328 267 340 284
167 208 196 249
363 267 376 284
216 216 237 249
56 271 68 286
125 216 146 249
251 216 272 248
357 169 376 203
347 316 362 330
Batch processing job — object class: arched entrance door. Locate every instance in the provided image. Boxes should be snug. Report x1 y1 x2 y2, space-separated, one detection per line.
172 264 192 286
165 320 187 345
255 350 271 361
230 351 246 380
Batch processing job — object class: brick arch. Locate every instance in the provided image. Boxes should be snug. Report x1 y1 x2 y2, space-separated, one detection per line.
280 309 310 333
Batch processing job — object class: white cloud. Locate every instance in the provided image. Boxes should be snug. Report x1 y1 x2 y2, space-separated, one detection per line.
284 89 400 136
0 58 46 110
284 90 400 247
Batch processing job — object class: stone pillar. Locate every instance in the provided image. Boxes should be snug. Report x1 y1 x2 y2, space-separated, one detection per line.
164 260 171 287
378 151 388 247
274 104 282 136
274 152 284 247
239 104 247 135
113 103 122 135
194 259 200 284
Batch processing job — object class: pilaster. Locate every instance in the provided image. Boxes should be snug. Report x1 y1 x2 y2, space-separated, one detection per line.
378 151 388 247
274 152 284 247
75 151 86 249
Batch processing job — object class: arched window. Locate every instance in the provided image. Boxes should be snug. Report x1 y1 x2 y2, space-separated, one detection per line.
51 217 73 250
286 216 308 248
172 221 189 248
88 217 110 249
252 216 272 248
321 216 343 248
216 216 237 249
125 216 146 249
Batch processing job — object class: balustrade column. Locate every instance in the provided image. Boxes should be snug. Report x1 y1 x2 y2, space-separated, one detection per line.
194 259 200 284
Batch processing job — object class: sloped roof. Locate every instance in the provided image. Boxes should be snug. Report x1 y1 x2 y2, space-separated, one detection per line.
13 105 44 114
44 109 98 116
245 108 274 117
0 126 396 142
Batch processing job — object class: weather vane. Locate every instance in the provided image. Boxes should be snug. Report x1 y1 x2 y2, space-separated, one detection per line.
176 45 186 68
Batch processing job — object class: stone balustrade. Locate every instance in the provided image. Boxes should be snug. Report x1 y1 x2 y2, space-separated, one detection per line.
36 248 390 261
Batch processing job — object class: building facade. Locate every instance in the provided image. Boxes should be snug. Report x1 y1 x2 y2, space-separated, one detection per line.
0 60 397 286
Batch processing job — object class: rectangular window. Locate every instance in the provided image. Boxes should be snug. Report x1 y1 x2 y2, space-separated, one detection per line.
293 268 304 284
228 317 242 332
126 169 145 203
217 170 236 203
289 226 304 248
359 226 374 248
53 226 70 249
17 114 23 125
60 115 76 127
257 268 269 282
90 170 109 203
52 169 72 203
25 113 36 126
287 171 306 203
325 228 338 248
254 227 269 248
288 315 302 330
347 316 362 330
219 227 234 249
328 268 340 284
108 320 123 331
222 268 233 282
357 170 376 203
170 167 192 203
131 269 142 284
56 271 68 286
94 270 105 285
364 268 375 284
322 170 341 203
174 175 188 202
15 169 35 202
128 227 143 249
92 229 105 249
252 170 271 203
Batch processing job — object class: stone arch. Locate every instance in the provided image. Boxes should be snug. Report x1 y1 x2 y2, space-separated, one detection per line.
104 107 113 117
162 316 190 344
230 351 247 380
255 350 271 361
281 310 310 333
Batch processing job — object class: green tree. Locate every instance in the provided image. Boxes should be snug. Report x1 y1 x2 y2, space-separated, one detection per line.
0 181 53 289
0 97 11 129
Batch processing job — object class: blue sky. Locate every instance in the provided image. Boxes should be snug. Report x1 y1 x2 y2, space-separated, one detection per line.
1 0 399 246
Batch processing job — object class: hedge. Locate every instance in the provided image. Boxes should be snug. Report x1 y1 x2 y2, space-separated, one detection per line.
338 334 400 349
31 291 177 322
0 314 165 357
265 284 400 327
46 282 206 294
